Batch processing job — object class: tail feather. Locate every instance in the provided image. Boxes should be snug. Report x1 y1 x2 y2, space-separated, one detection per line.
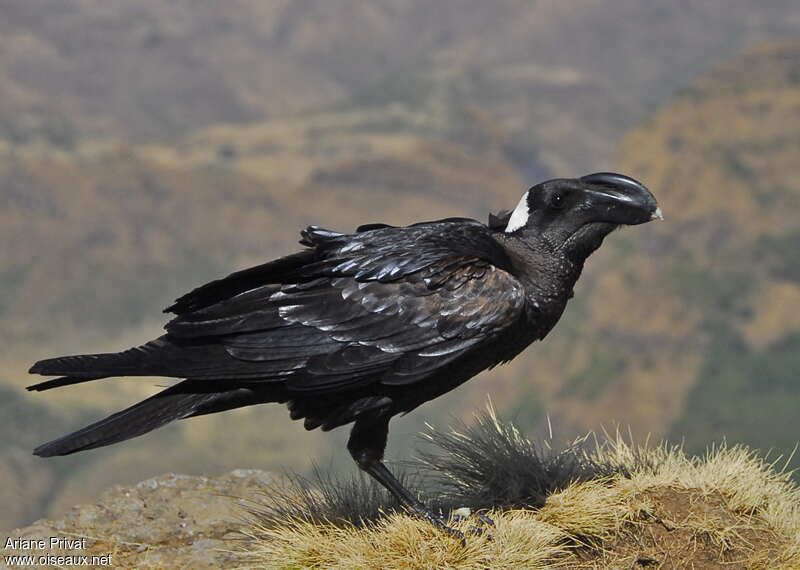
28 336 277 392
28 375 103 392
33 381 283 457
28 338 175 382
33 382 216 456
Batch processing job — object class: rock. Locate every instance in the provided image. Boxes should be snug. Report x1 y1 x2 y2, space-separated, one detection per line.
3 470 275 569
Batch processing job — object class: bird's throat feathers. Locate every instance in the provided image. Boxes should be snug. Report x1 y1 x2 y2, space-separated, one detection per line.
494 233 587 310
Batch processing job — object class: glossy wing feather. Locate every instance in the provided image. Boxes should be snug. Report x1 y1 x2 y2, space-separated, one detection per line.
161 221 525 393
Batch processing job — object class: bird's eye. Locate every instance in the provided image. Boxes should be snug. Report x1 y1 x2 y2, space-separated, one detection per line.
549 193 566 209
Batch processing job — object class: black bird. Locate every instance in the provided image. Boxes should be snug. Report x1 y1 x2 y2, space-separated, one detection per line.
28 172 660 533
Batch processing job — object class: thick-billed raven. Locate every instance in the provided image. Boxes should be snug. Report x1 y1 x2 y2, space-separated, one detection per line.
29 172 660 534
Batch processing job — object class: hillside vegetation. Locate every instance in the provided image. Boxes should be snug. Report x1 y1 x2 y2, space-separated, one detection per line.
241 446 800 569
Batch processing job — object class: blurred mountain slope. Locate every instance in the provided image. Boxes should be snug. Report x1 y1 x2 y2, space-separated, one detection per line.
534 40 800 435
2 0 799 169
616 40 800 457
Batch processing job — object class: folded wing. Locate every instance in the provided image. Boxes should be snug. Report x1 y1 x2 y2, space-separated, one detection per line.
164 221 525 393
32 221 526 395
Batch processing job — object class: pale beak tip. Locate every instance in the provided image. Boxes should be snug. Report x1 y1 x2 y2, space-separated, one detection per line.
651 207 664 221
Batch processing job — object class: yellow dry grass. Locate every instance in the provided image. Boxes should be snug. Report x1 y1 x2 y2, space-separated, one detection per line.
235 439 800 569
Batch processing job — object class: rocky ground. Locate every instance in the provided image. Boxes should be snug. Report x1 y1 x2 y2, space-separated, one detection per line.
4 469 273 569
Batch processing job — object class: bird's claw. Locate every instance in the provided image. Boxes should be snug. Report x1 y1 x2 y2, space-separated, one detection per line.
415 509 495 546
450 508 495 527
408 506 466 543
464 515 494 541
406 505 497 543
466 524 491 539
475 512 495 527
430 515 467 543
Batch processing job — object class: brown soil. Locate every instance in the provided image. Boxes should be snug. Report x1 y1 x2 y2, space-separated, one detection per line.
570 487 784 569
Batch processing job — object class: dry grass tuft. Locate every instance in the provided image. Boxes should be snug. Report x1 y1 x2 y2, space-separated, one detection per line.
238 512 568 570
235 408 800 569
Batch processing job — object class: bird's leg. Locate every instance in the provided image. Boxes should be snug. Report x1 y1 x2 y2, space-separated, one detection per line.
347 415 464 539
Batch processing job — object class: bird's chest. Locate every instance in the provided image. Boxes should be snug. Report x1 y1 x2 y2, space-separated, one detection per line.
521 287 570 337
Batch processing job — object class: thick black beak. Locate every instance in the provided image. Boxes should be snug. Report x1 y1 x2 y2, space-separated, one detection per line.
580 172 662 225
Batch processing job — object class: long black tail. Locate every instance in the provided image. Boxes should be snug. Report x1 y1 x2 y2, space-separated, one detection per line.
28 337 185 391
28 336 272 392
33 381 285 457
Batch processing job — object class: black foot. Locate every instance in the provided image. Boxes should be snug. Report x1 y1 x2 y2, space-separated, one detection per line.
465 524 490 539
467 511 495 539
475 512 495 527
408 505 466 543
446 509 495 540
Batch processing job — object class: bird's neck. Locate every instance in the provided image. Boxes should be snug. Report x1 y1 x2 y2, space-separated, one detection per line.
495 234 587 308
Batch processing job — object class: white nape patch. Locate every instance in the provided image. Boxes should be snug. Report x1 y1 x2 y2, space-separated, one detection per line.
505 191 530 233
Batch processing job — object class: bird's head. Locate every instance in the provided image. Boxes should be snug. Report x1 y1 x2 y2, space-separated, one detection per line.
493 172 661 259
